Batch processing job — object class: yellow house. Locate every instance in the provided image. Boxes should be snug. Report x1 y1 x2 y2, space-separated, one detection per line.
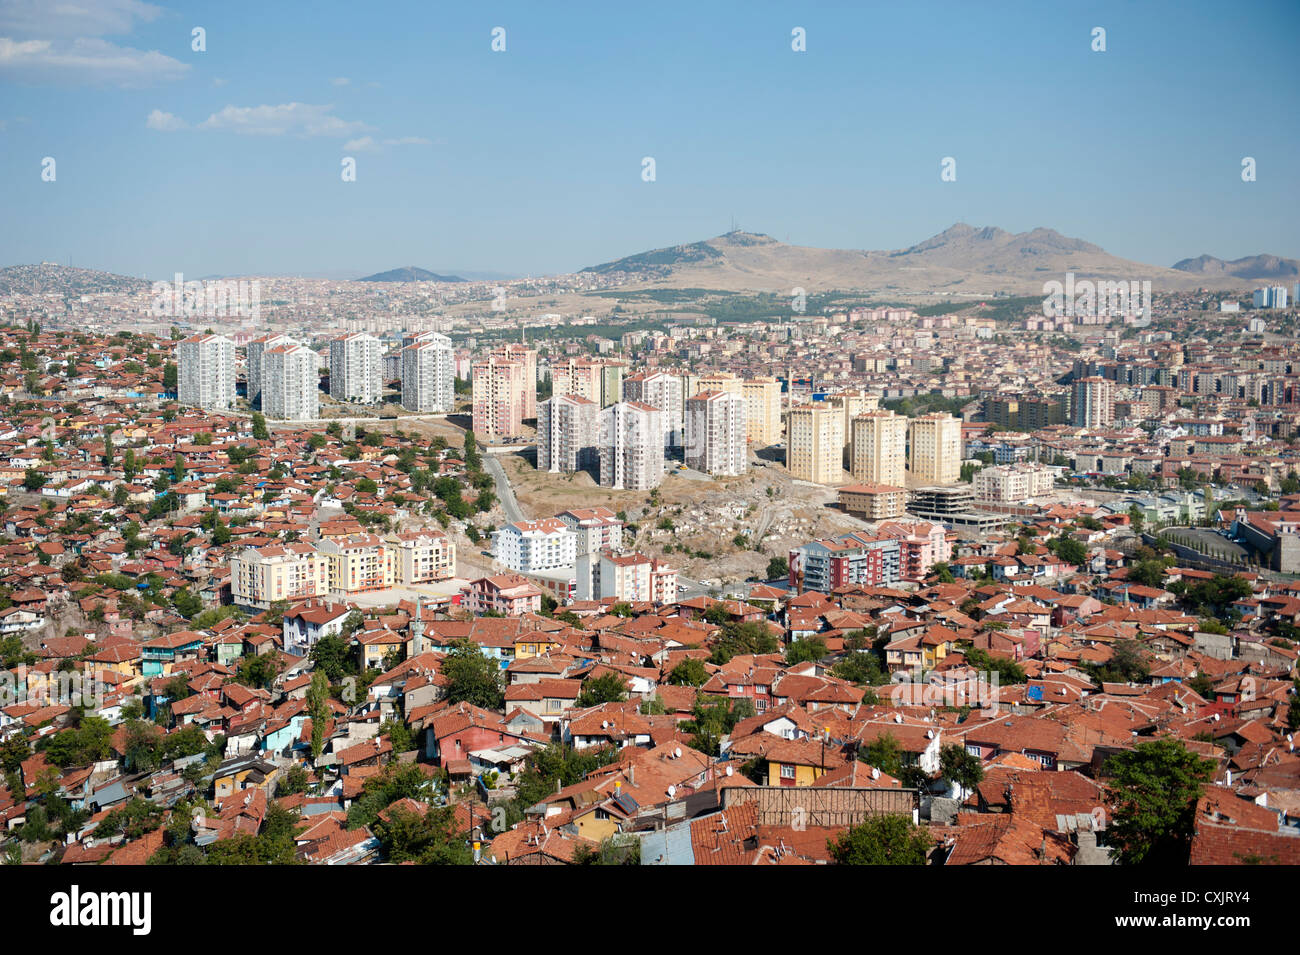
763 737 846 787
920 625 958 670
514 633 562 660
358 630 405 670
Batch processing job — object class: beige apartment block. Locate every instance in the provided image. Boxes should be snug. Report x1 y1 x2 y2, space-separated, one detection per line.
230 542 329 609
786 403 845 484
850 410 908 487
742 377 783 445
390 530 456 584
908 412 962 486
472 354 527 439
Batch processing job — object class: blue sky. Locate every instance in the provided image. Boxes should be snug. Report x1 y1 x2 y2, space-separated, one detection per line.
1 0 1298 279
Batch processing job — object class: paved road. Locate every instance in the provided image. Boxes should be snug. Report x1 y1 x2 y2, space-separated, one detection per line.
484 455 525 524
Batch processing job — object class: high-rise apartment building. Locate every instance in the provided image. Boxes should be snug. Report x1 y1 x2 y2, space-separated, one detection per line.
742 377 784 446
329 332 383 403
908 412 962 485
786 403 845 484
261 342 320 420
537 394 599 474
177 333 236 412
622 371 684 449
1253 286 1290 310
472 353 527 440
1072 376 1114 428
493 343 538 419
599 400 664 489
551 357 625 408
245 332 290 410
826 390 879 463
685 390 747 477
400 333 454 413
850 410 908 487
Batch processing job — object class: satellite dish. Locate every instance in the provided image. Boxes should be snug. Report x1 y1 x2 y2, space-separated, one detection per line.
674 747 682 758
894 713 903 724
871 767 880 780
725 765 733 777
666 785 676 798
926 729 934 739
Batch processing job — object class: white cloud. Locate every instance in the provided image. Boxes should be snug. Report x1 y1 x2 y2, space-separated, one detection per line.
211 76 227 87
342 134 432 153
197 102 369 137
0 35 189 86
330 76 349 86
146 108 186 130
0 0 164 38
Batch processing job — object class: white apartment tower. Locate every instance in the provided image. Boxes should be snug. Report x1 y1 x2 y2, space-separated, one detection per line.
329 332 383 403
599 400 664 490
261 342 320 420
1072 376 1114 428
176 333 236 412
685 390 747 477
401 333 454 412
246 332 290 410
622 371 684 449
537 394 599 474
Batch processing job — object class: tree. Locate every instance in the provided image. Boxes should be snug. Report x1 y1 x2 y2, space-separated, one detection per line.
668 658 710 687
1088 639 1150 685
307 671 330 760
372 804 472 865
682 695 754 756
929 561 956 584
1128 559 1167 589
311 635 357 683
22 468 45 491
1054 536 1088 567
236 652 282 690
121 721 165 772
1104 738 1215 865
172 588 203 619
939 743 984 796
442 639 504 709
710 621 778 664
831 650 887 686
861 732 905 777
251 413 269 441
162 362 178 391
1128 504 1145 534
785 636 828 664
573 835 641 865
828 815 931 865
766 555 788 580
577 672 628 707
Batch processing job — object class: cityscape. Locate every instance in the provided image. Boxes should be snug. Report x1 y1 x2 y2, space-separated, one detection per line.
1 0 1299 899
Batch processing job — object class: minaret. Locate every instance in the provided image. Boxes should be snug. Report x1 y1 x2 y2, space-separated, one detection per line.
410 596 426 653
